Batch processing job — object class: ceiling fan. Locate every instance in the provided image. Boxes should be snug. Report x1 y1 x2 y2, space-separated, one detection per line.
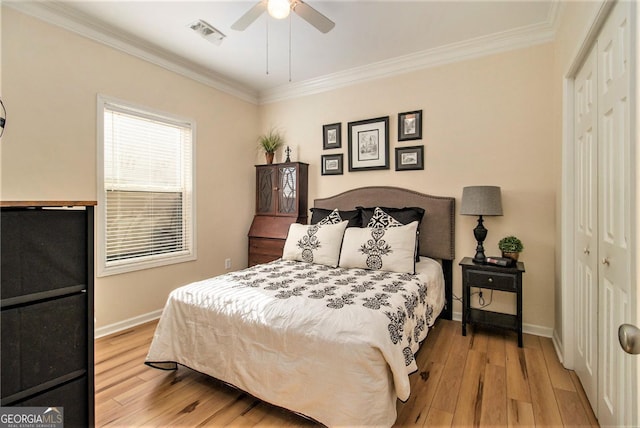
231 0 335 33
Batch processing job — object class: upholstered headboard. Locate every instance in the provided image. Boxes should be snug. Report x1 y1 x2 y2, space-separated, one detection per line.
314 186 456 320
314 186 455 260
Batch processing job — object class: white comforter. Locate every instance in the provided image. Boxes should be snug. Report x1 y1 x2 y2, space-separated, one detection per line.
146 258 445 427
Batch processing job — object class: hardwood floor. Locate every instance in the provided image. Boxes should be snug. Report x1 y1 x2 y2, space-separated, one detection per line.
95 319 599 427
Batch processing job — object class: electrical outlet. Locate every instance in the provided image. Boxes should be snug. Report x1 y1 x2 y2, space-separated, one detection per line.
225 258 232 270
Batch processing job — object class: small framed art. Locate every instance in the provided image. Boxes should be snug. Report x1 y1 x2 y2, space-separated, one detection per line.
321 154 343 175
395 145 424 171
347 116 390 171
398 110 422 141
323 123 341 149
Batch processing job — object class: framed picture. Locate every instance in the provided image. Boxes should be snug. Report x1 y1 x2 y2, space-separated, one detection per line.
321 154 343 175
347 116 390 171
398 110 422 141
323 123 341 149
395 145 424 171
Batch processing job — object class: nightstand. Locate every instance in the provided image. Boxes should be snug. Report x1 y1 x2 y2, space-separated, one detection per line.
459 256 525 347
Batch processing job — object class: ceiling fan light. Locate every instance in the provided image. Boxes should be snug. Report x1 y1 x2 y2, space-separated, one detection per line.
267 0 290 19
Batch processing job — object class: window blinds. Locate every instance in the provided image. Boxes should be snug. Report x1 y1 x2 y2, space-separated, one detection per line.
102 102 193 268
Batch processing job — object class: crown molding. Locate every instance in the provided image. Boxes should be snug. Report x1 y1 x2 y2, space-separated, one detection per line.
6 0 562 106
4 1 259 104
259 17 558 104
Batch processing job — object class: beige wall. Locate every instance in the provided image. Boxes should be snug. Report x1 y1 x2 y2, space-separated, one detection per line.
1 8 259 329
2 5 576 334
260 43 556 330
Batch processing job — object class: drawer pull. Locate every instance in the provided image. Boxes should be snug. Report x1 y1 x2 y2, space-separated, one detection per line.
488 277 493 283
602 257 610 266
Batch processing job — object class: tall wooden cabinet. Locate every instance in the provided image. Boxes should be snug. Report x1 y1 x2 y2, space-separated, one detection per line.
0 202 95 428
248 162 308 266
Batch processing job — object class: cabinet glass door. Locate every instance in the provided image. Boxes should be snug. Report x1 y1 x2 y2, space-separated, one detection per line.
257 167 275 214
278 166 297 215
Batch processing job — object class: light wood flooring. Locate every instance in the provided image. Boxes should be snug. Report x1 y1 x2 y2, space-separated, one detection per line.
95 319 599 427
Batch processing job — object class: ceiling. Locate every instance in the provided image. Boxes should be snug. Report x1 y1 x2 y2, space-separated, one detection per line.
8 1 559 103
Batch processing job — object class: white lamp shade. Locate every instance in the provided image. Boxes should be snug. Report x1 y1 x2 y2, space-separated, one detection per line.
268 0 291 19
460 186 503 216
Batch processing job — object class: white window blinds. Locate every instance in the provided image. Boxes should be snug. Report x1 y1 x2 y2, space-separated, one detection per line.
98 96 195 276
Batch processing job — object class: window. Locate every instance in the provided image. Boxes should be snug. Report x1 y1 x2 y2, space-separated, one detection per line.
97 95 196 276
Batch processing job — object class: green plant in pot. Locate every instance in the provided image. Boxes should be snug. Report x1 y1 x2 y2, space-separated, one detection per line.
257 129 284 164
498 235 524 262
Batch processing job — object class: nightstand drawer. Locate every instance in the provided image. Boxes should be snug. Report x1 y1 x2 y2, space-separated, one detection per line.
467 270 516 291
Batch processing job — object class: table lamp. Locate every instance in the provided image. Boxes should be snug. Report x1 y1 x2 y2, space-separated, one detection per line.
460 186 503 263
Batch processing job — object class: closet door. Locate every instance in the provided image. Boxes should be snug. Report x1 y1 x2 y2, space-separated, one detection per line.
573 44 598 410
596 1 633 426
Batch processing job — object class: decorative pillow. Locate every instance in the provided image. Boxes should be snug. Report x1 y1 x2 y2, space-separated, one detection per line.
338 221 418 274
282 221 348 267
361 206 424 261
366 207 403 228
358 206 425 227
310 207 362 228
316 208 343 225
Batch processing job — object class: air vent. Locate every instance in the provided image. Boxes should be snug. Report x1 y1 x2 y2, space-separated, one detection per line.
188 20 226 46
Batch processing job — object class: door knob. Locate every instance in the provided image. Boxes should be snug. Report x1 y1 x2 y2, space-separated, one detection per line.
619 324 640 354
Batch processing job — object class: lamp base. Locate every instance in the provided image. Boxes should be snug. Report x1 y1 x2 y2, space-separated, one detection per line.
472 215 487 264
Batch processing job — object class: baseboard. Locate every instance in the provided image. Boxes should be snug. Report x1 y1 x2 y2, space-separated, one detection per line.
95 309 162 339
452 311 553 338
552 330 564 364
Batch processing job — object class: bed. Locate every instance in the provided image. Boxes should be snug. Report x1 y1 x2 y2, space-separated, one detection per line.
145 186 455 427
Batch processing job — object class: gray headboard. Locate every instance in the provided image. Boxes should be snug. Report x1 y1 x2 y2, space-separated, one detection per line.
313 186 455 261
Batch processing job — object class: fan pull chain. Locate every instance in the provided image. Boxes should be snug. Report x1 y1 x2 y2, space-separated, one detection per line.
288 14 292 82
266 18 269 75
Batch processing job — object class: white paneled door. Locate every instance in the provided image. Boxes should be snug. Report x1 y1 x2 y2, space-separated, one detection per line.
572 1 636 426
574 43 598 411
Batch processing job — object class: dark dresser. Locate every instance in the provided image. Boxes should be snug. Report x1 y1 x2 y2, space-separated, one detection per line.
1 201 95 427
248 162 308 266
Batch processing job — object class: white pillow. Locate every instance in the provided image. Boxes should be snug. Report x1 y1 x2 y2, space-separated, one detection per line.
282 221 348 267
339 221 418 274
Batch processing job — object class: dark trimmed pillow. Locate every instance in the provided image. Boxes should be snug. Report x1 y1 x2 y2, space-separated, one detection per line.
310 207 362 227
358 206 425 227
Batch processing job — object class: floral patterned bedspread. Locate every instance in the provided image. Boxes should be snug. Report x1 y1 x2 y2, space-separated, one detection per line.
146 258 445 427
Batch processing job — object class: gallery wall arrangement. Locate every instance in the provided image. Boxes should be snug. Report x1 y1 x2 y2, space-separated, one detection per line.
321 110 424 175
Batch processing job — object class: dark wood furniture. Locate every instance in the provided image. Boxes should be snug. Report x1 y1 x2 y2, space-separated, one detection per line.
460 256 525 347
0 201 96 427
314 186 455 320
248 162 308 266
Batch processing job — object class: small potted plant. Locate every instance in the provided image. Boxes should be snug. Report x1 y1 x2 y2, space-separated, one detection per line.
498 235 524 262
257 129 284 164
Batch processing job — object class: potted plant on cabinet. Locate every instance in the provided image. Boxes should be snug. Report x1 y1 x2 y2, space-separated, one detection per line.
498 235 524 262
257 129 284 164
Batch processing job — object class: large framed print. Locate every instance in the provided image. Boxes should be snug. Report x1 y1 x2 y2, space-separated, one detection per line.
347 116 390 171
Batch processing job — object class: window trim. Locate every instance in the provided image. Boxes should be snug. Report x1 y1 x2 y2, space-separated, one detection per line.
96 94 197 277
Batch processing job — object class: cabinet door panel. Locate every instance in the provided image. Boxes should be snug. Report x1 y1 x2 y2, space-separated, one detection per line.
278 166 298 215
256 167 276 214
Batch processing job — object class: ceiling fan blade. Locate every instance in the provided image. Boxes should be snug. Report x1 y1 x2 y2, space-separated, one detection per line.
292 0 335 33
231 1 267 31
